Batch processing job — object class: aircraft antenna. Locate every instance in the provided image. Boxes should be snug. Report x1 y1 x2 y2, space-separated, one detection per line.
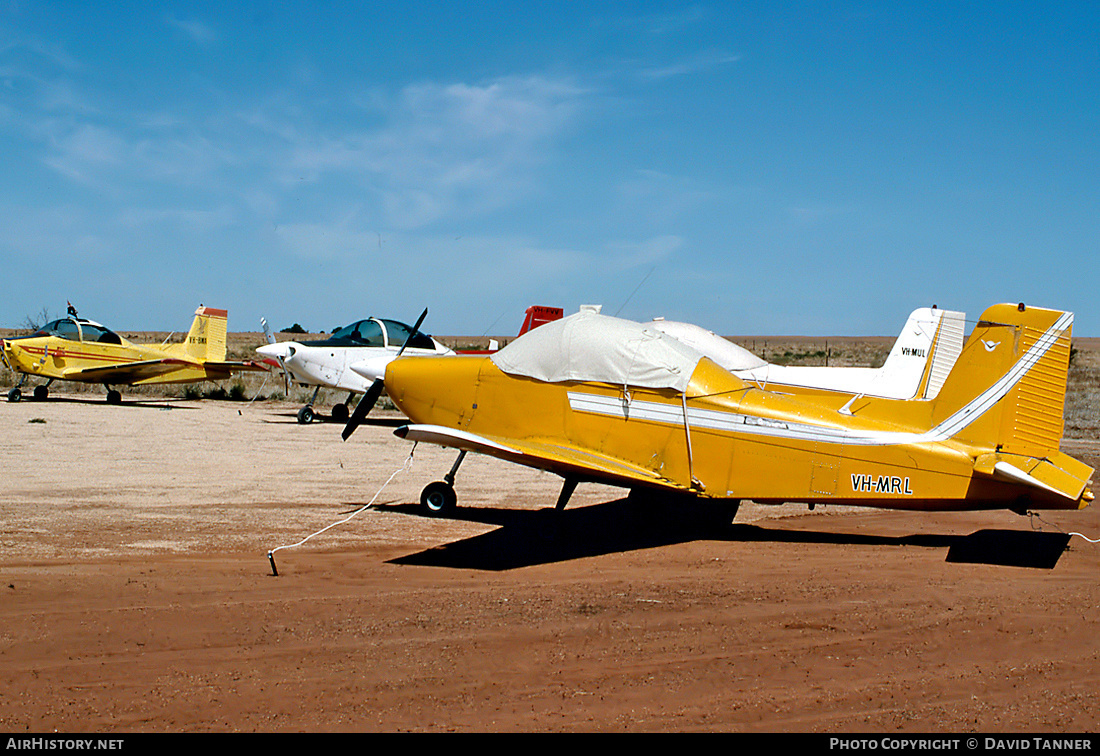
614 266 655 318
480 307 508 337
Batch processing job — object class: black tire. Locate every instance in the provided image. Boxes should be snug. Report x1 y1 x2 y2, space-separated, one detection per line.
106 390 122 405
420 481 457 516
330 403 349 422
297 405 314 424
33 385 48 401
7 387 21 403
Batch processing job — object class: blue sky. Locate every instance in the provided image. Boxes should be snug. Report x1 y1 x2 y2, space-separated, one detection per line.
1 2 1097 336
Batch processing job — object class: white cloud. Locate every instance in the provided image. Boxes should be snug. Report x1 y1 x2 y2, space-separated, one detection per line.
164 16 217 46
283 75 590 228
638 50 741 81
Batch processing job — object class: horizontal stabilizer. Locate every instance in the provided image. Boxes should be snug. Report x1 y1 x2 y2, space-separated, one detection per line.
974 451 1094 505
204 360 269 372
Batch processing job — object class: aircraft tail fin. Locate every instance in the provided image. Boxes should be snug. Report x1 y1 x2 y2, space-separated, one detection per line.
915 308 966 399
178 306 229 363
930 303 1074 456
857 307 966 400
518 306 563 336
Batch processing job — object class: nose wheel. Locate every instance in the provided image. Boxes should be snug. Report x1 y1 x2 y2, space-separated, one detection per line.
420 481 457 516
419 450 467 516
7 375 27 402
297 386 322 424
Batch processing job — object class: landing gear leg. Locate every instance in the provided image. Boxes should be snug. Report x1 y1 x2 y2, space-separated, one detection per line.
420 450 467 517
297 386 321 424
444 450 466 487
555 477 578 511
105 385 122 405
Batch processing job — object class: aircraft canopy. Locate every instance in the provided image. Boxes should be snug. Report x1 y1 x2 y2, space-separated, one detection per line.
491 310 704 392
649 320 766 372
311 318 436 350
33 318 123 345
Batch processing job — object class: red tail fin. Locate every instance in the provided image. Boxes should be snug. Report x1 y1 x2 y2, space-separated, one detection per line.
518 306 563 335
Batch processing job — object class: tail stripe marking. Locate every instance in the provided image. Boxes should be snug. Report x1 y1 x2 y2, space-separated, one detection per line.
567 312 1073 449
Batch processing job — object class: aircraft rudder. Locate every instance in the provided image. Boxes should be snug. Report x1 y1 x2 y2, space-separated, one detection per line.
930 303 1073 455
183 306 228 362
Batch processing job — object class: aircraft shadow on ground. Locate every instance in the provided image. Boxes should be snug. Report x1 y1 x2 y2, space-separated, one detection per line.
14 396 198 410
375 499 1070 571
265 412 405 427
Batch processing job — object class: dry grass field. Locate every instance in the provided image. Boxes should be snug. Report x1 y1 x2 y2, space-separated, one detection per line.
1 327 1098 732
3 327 1097 433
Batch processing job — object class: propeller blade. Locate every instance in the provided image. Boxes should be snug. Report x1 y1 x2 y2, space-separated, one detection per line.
396 308 429 358
341 378 385 441
261 318 293 395
344 308 427 441
261 317 276 345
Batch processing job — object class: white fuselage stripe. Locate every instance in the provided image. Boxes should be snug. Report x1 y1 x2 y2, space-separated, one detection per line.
568 313 1071 448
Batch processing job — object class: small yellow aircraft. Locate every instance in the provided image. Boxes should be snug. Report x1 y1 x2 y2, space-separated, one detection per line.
1 304 266 403
354 302 1093 519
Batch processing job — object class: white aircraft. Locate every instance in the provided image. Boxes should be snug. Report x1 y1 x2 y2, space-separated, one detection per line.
649 306 967 406
258 309 453 423
260 305 564 424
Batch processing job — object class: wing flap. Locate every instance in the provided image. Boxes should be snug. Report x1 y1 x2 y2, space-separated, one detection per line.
395 424 674 489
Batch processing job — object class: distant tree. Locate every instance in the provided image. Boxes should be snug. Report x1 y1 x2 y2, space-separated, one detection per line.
281 323 308 334
21 306 50 331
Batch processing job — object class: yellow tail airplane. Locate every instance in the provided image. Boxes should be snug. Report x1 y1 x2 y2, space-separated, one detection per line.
354 302 1093 519
1 305 266 403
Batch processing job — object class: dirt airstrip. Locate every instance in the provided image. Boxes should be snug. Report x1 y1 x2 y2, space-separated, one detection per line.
1 389 1099 733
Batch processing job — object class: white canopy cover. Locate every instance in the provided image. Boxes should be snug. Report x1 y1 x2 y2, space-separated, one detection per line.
490 310 705 392
649 319 767 372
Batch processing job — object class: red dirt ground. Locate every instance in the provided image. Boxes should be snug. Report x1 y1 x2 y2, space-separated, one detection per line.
1 396 1098 732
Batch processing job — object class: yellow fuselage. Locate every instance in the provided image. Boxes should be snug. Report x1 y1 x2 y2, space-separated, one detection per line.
386 354 1090 511
2 336 213 385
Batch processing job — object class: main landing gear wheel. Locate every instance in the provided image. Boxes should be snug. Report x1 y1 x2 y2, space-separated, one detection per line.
297 405 315 424
33 385 48 401
106 390 122 405
7 388 21 403
420 481 457 517
330 403 349 423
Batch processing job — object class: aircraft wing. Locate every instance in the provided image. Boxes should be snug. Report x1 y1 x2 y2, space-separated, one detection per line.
395 424 678 490
204 360 269 373
64 358 196 384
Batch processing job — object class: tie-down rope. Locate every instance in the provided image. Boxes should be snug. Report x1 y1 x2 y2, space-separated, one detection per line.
266 447 416 575
1028 511 1100 544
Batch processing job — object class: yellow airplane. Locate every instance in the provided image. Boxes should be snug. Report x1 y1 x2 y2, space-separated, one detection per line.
354 302 1093 520
1 305 266 403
